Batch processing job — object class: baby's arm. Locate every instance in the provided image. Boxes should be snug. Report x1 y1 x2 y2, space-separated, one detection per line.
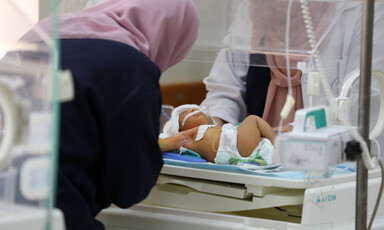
158 133 186 152
237 115 276 157
158 126 220 162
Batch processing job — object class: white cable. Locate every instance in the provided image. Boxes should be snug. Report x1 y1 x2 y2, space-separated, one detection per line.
299 0 377 169
277 0 296 134
285 0 294 97
368 159 384 230
371 138 381 161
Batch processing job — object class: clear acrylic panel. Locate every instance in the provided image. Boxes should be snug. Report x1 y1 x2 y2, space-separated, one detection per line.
0 0 60 229
54 0 384 73
183 0 384 71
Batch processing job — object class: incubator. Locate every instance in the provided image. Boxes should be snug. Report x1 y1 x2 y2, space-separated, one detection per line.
0 0 70 229
93 0 384 229
4 0 383 229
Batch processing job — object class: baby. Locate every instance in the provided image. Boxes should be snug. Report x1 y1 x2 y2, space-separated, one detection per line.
158 104 276 165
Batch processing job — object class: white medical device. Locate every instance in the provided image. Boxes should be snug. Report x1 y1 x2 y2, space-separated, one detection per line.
274 106 354 171
273 69 384 172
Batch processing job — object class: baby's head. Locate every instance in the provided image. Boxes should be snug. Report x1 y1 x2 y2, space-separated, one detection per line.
160 104 216 138
178 108 209 131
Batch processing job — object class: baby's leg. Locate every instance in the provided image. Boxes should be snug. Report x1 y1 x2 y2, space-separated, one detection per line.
237 115 275 157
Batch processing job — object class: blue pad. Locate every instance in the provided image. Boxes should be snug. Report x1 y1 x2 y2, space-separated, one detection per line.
163 152 208 163
162 149 356 180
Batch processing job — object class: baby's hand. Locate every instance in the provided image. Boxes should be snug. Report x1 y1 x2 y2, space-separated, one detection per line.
158 133 186 152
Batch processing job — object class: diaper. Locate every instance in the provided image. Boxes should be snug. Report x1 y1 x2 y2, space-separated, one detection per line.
214 123 274 166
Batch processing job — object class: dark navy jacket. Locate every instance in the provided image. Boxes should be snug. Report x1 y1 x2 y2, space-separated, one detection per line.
58 39 163 230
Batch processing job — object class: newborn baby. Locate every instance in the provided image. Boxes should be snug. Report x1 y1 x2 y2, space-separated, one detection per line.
159 104 276 165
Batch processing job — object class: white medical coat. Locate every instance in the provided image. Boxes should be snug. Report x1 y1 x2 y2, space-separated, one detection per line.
201 0 384 128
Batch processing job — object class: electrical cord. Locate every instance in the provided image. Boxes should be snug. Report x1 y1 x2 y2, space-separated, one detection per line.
368 159 384 230
373 138 382 160
277 0 295 136
285 0 293 98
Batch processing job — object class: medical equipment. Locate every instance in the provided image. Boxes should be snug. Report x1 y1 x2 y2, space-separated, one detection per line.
94 0 384 229
274 106 355 171
0 1 69 229
274 69 384 171
297 0 384 227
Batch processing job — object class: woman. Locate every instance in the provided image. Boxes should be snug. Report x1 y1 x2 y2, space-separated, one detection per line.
201 0 384 129
22 0 199 229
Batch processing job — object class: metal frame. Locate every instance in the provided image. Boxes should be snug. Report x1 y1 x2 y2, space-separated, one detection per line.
357 0 376 229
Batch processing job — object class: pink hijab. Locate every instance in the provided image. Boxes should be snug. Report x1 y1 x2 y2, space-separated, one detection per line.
22 0 199 73
249 1 332 126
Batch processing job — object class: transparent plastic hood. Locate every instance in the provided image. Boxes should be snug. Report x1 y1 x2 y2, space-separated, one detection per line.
48 0 384 73
57 0 379 71
233 0 348 68
186 0 384 71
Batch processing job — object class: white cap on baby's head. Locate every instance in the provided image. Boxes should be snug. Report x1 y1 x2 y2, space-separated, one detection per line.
159 104 216 138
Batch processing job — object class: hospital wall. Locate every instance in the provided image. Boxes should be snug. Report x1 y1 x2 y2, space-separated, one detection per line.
0 0 48 41
160 0 240 106
160 59 212 107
